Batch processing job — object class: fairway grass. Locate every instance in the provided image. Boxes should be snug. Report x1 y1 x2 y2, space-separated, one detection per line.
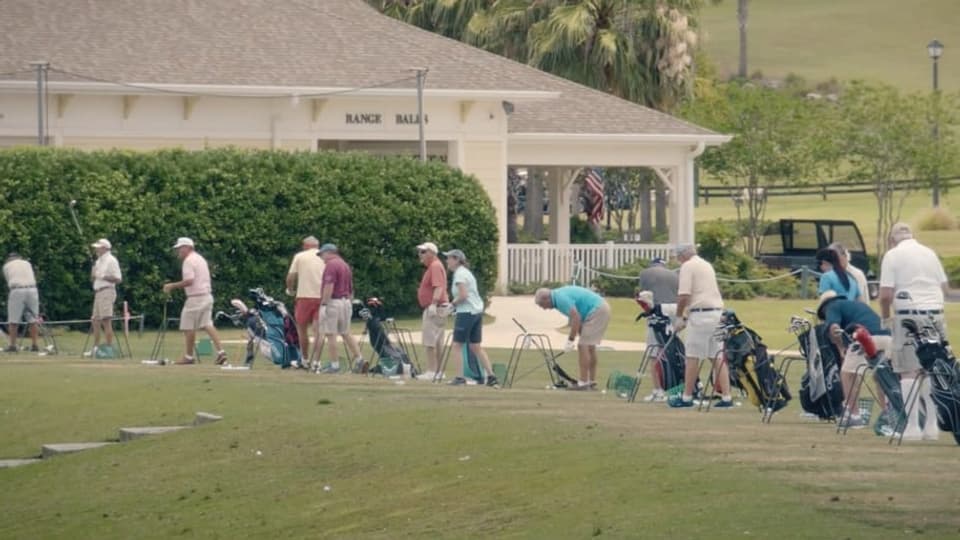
2 331 960 538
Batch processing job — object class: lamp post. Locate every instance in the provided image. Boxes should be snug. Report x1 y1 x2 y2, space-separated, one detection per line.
928 39 944 207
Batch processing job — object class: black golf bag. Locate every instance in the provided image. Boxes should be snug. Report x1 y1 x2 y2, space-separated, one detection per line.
718 311 791 412
359 298 416 377
217 288 302 368
903 319 960 445
848 325 905 428
797 323 844 419
638 306 687 394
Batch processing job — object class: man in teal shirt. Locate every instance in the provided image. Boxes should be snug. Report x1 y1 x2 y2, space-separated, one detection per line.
534 285 612 389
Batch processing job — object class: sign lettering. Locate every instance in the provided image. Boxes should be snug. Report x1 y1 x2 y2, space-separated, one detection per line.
345 113 382 125
395 113 429 125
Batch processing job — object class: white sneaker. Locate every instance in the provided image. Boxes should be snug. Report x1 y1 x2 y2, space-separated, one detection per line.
82 347 98 358
419 371 436 381
923 430 940 441
643 390 667 402
898 430 924 441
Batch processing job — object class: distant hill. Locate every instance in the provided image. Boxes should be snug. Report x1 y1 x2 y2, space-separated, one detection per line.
698 0 960 92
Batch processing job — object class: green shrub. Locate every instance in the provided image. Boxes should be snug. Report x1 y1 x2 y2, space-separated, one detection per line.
591 259 650 297
914 207 958 231
0 148 498 323
570 217 597 244
507 281 568 295
695 220 739 263
943 256 960 288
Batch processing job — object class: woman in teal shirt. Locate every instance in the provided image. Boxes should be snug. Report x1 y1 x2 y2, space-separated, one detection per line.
444 249 498 387
816 248 860 301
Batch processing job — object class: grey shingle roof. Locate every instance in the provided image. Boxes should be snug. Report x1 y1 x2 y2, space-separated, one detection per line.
0 0 718 138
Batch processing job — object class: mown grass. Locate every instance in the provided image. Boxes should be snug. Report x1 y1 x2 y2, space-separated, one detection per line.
698 0 960 92
2 319 960 539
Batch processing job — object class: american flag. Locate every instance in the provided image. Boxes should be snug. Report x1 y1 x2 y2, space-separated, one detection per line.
583 168 604 224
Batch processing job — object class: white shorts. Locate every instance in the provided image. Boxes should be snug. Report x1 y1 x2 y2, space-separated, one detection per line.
321 298 352 335
92 288 116 319
7 287 39 324
842 335 892 374
421 304 449 348
683 310 722 360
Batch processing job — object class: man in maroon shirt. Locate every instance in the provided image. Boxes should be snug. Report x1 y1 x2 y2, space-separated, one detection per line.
317 244 363 373
416 242 450 380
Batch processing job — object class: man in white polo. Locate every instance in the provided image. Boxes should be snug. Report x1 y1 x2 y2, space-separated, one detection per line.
668 244 732 408
3 253 40 353
87 238 122 358
286 235 326 363
879 222 948 441
162 237 228 366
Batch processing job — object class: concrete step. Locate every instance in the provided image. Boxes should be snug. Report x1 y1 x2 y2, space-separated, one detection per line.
41 442 116 459
0 458 42 468
194 412 223 425
119 426 188 442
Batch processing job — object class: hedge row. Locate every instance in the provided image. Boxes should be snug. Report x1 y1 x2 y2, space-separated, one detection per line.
0 148 498 324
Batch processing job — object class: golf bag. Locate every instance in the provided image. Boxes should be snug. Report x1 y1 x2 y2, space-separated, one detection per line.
849 326 905 429
637 306 687 394
902 319 960 445
218 288 301 368
719 311 791 412
797 323 844 419
359 298 416 377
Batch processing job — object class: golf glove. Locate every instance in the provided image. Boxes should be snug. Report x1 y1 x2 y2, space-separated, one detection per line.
564 339 576 352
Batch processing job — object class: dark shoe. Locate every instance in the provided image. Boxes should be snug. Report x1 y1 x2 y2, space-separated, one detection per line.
215 351 228 366
713 399 735 409
29 345 40 352
485 376 500 388
4 345 17 353
175 357 196 365
448 377 467 386
668 396 694 408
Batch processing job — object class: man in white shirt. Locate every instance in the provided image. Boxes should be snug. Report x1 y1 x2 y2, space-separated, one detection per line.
879 222 949 441
3 253 40 352
286 235 326 363
87 239 122 357
668 244 732 409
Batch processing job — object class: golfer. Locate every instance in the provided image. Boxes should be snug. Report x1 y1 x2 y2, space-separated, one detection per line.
3 253 40 353
317 244 364 373
816 248 860 302
444 249 498 387
534 285 611 390
638 257 678 307
880 223 948 441
87 238 122 358
286 235 325 363
669 244 731 408
416 242 449 381
816 290 890 429
635 290 679 402
828 242 869 303
162 237 228 365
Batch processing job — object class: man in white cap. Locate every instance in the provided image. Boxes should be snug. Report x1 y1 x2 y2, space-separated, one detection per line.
86 239 122 358
286 235 326 363
880 222 948 441
416 241 449 380
162 237 228 365
3 253 40 353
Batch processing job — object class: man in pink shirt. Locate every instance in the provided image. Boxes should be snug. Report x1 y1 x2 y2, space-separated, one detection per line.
317 243 364 373
416 242 449 380
162 237 227 365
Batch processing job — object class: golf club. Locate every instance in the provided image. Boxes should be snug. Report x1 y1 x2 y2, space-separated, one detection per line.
69 199 94 262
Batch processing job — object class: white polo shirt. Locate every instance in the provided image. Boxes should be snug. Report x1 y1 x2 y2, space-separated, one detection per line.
678 255 724 311
92 251 122 291
879 239 946 310
3 259 36 288
287 249 326 299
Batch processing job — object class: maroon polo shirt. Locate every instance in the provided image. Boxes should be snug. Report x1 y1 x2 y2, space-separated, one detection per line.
322 255 353 299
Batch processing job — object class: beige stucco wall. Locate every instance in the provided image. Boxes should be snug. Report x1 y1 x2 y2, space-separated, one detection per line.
460 140 508 293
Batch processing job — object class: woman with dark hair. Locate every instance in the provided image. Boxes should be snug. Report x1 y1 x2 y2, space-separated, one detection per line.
816 248 860 301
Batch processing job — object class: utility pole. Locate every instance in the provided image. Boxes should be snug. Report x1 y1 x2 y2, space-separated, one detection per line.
413 67 428 162
29 61 49 145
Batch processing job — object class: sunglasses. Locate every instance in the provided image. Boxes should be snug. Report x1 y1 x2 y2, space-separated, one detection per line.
418 249 427 255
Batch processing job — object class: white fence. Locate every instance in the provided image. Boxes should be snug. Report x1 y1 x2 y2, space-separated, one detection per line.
507 242 671 286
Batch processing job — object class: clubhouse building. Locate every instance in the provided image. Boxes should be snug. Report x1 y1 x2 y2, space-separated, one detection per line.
0 0 728 291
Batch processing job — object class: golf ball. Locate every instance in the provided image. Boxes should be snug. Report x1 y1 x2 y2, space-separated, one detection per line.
255 450 262 456
323 485 332 492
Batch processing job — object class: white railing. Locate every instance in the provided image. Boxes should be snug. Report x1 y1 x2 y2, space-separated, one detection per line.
507 242 671 286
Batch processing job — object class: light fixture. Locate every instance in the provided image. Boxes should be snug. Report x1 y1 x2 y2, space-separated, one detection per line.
928 39 944 60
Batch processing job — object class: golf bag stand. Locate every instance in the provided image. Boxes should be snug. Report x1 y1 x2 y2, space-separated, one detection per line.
143 299 174 365
385 319 422 374
437 333 485 384
505 318 577 389
628 343 663 402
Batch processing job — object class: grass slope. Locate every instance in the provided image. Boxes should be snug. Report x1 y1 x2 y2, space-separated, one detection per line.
698 0 960 92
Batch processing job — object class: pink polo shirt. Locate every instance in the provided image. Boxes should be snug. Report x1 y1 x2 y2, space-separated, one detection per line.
182 251 212 296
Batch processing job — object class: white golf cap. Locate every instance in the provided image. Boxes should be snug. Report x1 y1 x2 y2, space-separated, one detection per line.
91 238 112 250
416 242 438 254
172 237 195 249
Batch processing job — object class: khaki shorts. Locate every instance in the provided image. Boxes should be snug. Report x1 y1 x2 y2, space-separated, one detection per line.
683 310 722 360
180 294 213 331
92 288 116 319
892 313 946 374
321 298 352 335
842 334 891 374
421 304 449 349
580 302 611 346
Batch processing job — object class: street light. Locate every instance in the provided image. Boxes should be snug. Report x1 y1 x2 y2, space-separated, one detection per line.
928 39 944 207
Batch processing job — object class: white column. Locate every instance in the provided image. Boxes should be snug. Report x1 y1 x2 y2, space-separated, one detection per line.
681 157 696 244
447 139 464 170
548 167 572 243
